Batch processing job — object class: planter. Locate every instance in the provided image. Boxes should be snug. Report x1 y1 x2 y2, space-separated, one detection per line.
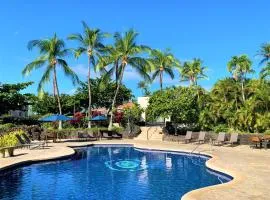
7 148 14 157
0 149 5 158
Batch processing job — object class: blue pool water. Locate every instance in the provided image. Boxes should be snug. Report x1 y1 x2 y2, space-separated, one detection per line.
0 145 232 200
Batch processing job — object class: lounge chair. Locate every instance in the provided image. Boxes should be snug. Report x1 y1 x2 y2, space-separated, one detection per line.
225 133 239 146
77 131 97 141
249 136 262 148
184 131 193 143
111 131 122 139
22 133 46 147
15 135 44 149
213 132 226 145
196 131 206 144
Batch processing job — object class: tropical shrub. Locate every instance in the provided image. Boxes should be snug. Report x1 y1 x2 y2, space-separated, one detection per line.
0 130 24 147
146 87 200 124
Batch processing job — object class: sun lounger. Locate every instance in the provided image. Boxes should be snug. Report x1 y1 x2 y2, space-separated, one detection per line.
77 131 97 141
22 133 46 147
15 134 43 149
225 133 239 146
184 131 193 143
213 132 226 145
196 131 206 144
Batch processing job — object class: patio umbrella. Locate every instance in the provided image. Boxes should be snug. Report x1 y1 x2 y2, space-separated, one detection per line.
39 114 73 122
91 115 107 121
39 114 73 142
91 115 108 139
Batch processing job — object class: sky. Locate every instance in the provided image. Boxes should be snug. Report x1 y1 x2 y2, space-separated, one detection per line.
0 0 269 97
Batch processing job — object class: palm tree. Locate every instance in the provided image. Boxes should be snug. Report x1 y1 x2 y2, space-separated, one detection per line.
137 81 150 96
257 43 270 65
180 58 207 86
22 34 79 129
68 21 107 128
107 29 151 130
149 49 180 90
260 62 270 80
227 55 253 102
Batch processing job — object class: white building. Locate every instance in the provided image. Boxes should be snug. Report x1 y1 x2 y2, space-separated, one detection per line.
137 96 171 123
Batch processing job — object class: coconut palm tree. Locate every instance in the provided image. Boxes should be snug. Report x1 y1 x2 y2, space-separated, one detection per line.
227 55 253 102
149 49 180 90
107 29 151 130
22 34 79 129
137 81 151 96
257 43 270 65
68 21 108 128
260 62 270 80
180 58 207 86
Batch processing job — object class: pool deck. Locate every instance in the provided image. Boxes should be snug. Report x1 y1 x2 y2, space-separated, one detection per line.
0 139 270 200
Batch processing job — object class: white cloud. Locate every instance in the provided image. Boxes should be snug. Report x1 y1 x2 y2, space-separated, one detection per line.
72 64 100 78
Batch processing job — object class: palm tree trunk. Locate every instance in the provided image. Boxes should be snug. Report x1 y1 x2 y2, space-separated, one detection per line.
160 71 163 91
108 63 126 130
115 59 119 83
53 66 62 130
88 56 92 128
241 80 245 102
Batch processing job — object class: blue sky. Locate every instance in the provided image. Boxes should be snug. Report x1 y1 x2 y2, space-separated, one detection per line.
0 0 269 97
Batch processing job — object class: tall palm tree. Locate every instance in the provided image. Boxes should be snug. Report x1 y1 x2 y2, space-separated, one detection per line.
22 34 79 129
260 62 270 80
227 55 253 102
96 45 122 83
68 21 107 128
106 29 151 130
180 58 207 86
137 80 150 96
149 49 180 90
257 43 270 65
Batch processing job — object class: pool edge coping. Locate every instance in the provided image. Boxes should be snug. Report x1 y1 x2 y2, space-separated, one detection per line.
0 141 242 200
68 142 241 200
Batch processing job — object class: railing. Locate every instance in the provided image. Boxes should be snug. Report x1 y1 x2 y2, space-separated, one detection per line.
147 126 159 140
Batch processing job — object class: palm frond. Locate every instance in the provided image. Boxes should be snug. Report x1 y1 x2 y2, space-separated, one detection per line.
22 55 48 76
57 59 80 85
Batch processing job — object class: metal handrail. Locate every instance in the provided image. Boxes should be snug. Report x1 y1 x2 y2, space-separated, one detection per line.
147 126 158 140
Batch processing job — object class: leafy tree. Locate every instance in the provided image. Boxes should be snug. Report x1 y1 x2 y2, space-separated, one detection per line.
122 104 143 133
75 77 133 110
31 93 78 115
68 21 108 128
0 82 33 115
180 58 207 86
148 49 180 90
227 55 253 102
103 29 151 129
22 34 79 129
146 87 200 124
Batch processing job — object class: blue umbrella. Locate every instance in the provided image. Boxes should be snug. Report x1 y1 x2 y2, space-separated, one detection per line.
91 115 107 121
39 114 73 122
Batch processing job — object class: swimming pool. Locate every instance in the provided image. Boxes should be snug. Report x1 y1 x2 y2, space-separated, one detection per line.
0 145 232 200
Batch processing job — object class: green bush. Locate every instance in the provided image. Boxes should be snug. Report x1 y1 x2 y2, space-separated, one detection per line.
1 116 40 126
0 123 16 134
0 130 24 148
213 124 229 133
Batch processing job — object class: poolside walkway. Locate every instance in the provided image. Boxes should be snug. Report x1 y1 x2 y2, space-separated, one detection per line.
0 140 270 200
